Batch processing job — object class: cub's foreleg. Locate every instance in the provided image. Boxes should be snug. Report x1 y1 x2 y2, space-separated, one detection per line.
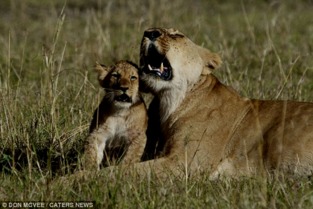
83 127 112 170
121 130 147 164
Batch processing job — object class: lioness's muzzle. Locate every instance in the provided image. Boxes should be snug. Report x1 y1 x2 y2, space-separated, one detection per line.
144 29 162 41
141 30 173 81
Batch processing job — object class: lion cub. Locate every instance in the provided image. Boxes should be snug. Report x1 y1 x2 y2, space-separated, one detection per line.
83 61 148 170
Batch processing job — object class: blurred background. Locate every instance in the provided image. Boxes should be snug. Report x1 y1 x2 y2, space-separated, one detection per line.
1 0 313 95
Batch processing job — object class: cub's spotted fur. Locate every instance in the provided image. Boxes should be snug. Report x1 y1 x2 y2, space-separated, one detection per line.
82 61 147 170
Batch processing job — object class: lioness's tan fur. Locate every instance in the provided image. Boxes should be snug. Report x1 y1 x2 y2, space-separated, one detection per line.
131 28 313 179
82 61 148 170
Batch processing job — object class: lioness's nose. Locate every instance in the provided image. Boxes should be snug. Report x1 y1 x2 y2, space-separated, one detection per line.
144 30 161 41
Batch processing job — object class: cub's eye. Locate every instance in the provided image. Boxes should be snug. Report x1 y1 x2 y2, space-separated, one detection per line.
130 75 137 81
111 72 119 78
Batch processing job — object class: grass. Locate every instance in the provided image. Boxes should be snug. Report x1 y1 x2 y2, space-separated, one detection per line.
1 0 313 207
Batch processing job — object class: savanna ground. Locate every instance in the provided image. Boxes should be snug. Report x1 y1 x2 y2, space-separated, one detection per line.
1 0 313 208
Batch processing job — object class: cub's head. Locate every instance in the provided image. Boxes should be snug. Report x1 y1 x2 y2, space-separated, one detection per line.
140 27 222 93
95 60 140 108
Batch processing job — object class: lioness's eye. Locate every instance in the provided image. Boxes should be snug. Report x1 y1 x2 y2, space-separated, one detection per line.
169 33 185 39
130 75 137 81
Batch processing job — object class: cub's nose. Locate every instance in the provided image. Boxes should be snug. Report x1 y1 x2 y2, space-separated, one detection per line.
144 30 162 41
119 87 129 92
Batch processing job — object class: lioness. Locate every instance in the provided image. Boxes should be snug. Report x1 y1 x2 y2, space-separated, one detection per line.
132 27 313 179
82 61 148 170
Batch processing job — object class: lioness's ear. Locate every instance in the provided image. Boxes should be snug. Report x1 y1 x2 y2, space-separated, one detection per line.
94 62 109 84
207 52 222 70
197 46 222 74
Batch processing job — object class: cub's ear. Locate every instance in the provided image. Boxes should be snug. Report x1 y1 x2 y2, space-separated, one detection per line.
94 62 109 86
197 46 222 74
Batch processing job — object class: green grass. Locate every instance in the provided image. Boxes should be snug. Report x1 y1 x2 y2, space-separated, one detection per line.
1 0 313 207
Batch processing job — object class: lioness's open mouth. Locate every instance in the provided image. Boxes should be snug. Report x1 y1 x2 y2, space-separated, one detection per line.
142 44 173 80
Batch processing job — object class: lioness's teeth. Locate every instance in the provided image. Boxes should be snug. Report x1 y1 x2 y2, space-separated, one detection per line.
148 64 153 71
160 62 164 73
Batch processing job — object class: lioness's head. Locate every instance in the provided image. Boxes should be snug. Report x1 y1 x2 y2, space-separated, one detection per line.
95 61 140 107
140 27 222 93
